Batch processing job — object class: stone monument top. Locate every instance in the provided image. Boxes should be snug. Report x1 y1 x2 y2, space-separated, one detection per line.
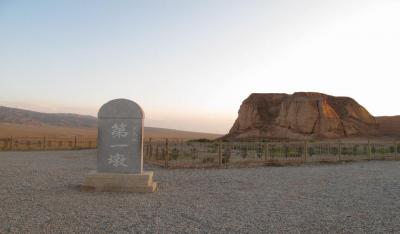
98 99 144 119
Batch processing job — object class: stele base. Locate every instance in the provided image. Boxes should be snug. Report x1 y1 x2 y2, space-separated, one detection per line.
81 171 157 193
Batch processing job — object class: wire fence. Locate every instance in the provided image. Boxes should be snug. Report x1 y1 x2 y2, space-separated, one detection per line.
0 136 97 151
1 137 399 168
144 140 400 168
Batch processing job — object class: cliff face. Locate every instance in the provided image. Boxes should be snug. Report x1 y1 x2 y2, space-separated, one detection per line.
226 92 378 140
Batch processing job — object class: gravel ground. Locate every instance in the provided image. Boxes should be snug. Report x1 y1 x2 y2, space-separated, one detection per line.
0 150 400 234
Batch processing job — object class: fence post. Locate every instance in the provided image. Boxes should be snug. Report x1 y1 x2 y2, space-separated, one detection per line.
303 141 308 162
43 136 46 150
368 140 371 160
10 136 13 151
164 139 169 168
338 143 342 161
74 136 77 150
330 143 337 162
394 142 398 160
328 143 332 158
224 143 229 168
145 144 148 161
218 141 222 167
264 143 269 164
149 138 153 161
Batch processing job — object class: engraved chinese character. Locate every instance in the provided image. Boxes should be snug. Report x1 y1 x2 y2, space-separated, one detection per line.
111 123 128 138
108 153 128 167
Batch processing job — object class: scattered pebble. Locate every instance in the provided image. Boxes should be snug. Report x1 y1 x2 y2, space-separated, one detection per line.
0 150 399 233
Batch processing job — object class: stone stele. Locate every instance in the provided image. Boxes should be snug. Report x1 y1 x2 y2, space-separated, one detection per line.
82 98 157 193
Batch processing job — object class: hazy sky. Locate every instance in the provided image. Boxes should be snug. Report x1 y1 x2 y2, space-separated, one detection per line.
1 0 399 133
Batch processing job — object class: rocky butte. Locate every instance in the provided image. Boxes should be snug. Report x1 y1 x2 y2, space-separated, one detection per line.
224 92 379 140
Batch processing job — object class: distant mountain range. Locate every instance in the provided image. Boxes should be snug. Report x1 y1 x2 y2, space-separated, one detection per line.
0 106 221 139
0 106 97 128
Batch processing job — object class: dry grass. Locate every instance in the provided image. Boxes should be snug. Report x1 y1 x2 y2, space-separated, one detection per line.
144 127 221 140
0 123 222 140
0 123 96 138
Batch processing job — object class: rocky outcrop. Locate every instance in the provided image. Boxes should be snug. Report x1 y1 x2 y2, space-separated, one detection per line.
225 92 378 140
375 116 400 137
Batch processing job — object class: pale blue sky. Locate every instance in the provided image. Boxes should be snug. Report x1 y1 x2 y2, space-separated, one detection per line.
1 0 399 133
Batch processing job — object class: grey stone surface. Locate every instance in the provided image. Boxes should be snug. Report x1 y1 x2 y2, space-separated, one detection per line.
97 99 144 174
1 150 400 233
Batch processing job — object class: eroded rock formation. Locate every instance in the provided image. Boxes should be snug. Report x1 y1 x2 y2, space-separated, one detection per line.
225 92 378 140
